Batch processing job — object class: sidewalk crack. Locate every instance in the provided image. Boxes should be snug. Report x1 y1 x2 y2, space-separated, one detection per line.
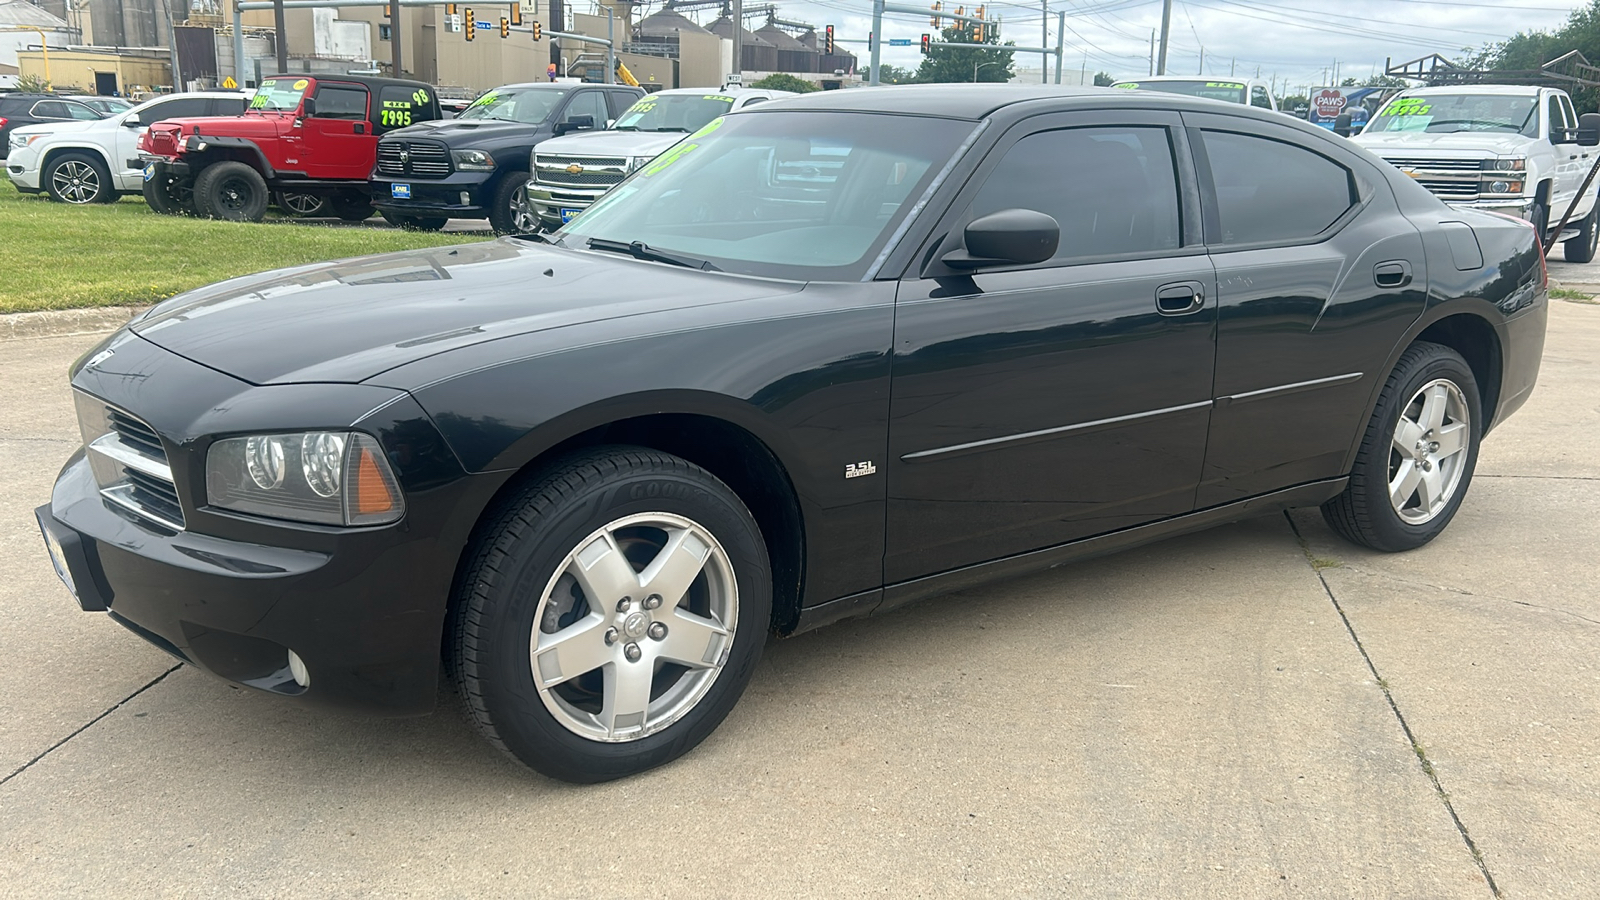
1329 565 1600 628
1285 513 1501 898
0 664 182 789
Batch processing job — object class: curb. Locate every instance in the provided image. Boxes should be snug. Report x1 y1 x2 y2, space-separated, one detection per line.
0 306 146 343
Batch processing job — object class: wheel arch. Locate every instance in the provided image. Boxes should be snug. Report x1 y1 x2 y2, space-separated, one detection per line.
442 404 808 650
185 138 275 180
40 143 116 177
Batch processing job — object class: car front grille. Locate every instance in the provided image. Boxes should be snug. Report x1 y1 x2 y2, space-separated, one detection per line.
535 154 629 189
1413 179 1481 200
376 139 452 178
76 393 185 531
1379 156 1484 172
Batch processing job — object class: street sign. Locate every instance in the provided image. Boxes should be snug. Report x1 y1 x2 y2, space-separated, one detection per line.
889 38 912 46
221 76 237 88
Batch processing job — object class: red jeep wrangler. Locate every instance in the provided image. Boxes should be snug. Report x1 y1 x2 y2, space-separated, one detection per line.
137 74 441 222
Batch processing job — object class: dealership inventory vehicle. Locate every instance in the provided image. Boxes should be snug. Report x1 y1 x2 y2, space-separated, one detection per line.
1110 76 1278 111
526 87 791 230
138 74 441 221
39 85 1546 783
1353 85 1600 261
0 94 104 160
370 81 642 233
7 91 247 204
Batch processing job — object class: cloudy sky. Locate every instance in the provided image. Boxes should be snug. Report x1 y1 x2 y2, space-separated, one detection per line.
653 0 1587 93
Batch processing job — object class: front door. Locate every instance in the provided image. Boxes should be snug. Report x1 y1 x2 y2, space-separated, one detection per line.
885 111 1217 584
299 82 372 180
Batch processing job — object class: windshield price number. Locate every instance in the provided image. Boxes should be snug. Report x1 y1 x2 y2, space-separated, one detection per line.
381 100 415 127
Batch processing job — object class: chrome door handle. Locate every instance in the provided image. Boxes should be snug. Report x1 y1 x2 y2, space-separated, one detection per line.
1156 282 1205 316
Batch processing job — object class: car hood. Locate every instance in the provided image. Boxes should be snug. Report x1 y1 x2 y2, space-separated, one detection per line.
1352 130 1529 157
385 117 542 146
536 129 684 158
129 238 801 386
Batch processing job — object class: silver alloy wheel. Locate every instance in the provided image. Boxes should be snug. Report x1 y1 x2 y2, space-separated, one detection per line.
52 160 100 203
280 192 326 216
511 184 539 233
529 511 738 742
1389 378 1470 525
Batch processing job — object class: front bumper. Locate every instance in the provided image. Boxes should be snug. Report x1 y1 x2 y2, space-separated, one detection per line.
5 145 42 191
527 182 606 229
1446 197 1536 219
370 171 492 218
37 330 497 716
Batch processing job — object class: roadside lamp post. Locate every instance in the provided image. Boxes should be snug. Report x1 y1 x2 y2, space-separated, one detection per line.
974 60 1001 81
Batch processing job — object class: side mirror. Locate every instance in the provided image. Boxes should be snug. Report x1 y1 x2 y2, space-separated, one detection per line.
121 114 141 127
555 114 595 136
1333 112 1354 137
1579 112 1600 147
300 97 317 118
941 209 1059 269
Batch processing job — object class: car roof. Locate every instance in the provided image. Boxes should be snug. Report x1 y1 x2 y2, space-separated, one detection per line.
748 83 1280 120
652 86 783 97
1113 75 1258 83
258 73 432 91
489 82 612 91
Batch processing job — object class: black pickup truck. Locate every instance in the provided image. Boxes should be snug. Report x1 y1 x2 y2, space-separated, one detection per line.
369 81 642 233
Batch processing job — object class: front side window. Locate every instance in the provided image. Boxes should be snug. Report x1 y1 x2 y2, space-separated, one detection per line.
562 91 608 128
966 126 1181 262
249 78 312 112
614 93 736 133
457 88 565 124
1251 86 1272 109
1365 93 1538 136
559 111 975 280
1549 95 1571 142
314 85 369 120
1203 130 1355 246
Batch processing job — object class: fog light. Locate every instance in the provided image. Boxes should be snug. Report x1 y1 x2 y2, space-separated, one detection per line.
460 191 471 205
287 649 310 688
1490 180 1510 194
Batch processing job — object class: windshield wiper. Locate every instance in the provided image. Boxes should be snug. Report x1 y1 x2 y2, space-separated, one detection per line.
586 238 720 271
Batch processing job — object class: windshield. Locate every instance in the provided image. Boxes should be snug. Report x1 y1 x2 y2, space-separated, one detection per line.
1366 93 1539 136
1112 80 1247 104
249 78 311 112
557 111 974 281
457 88 565 124
615 93 736 133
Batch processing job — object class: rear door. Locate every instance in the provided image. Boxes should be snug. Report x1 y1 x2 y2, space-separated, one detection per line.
1185 111 1428 507
885 110 1217 583
300 82 372 179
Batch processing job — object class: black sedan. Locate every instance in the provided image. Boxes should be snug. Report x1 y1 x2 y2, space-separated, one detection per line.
37 86 1548 783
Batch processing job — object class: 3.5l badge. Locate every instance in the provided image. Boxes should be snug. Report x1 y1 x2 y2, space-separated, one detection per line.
845 461 877 479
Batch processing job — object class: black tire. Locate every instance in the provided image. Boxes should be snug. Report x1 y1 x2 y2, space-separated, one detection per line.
329 194 374 222
1564 202 1599 263
142 173 191 215
44 152 115 204
1322 342 1482 552
275 191 328 217
380 211 448 231
487 170 532 235
194 161 269 222
451 447 771 783
1532 200 1550 252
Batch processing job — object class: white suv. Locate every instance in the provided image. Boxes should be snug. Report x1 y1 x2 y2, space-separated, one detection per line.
6 91 247 205
1352 85 1600 261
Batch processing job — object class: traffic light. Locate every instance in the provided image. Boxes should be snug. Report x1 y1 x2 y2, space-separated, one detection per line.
920 33 930 54
510 3 521 25
446 3 457 14
824 24 834 55
929 2 940 27
383 2 392 15
499 16 508 37
464 7 475 40
955 6 964 18
531 19 542 40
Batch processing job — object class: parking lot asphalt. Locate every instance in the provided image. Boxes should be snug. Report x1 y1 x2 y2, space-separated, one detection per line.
1 292 1596 898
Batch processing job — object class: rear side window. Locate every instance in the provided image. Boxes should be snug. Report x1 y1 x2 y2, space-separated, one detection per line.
374 84 438 133
147 97 210 122
30 100 67 118
966 126 1182 262
1201 130 1355 246
315 85 369 120
212 97 248 116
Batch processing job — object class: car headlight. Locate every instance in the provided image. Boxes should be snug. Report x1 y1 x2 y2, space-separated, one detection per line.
453 149 495 171
629 155 656 171
1483 157 1527 172
205 431 404 526
10 132 41 151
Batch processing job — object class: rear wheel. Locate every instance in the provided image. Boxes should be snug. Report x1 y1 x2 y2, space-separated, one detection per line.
142 172 194 215
451 447 771 783
1532 200 1551 252
329 194 374 222
380 211 448 231
488 170 534 234
45 153 115 204
1564 201 1599 263
1322 342 1481 552
194 161 269 222
275 191 328 217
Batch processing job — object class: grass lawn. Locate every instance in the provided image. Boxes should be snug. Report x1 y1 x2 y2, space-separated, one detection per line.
0 179 492 314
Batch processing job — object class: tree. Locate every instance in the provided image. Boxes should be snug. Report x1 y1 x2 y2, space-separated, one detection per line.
1093 71 1115 87
15 73 49 93
1482 0 1600 109
914 24 1015 84
876 64 918 85
748 73 819 93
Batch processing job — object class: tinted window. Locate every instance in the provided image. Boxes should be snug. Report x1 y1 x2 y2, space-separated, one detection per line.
1250 86 1272 109
1549 95 1571 141
606 91 635 118
30 101 67 118
374 84 437 133
146 97 210 122
315 85 368 119
563 91 607 127
211 97 248 115
1202 130 1355 246
967 126 1181 261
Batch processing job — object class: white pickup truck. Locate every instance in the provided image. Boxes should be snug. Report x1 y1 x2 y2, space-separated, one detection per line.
1352 84 1600 261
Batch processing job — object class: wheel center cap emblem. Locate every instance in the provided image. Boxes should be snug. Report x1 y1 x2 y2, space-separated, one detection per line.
622 612 649 640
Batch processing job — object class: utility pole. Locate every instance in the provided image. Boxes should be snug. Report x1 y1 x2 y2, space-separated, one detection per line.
274 0 287 72
391 0 403 78
1197 46 1203 75
1156 0 1171 75
731 0 743 82
1148 29 1153 77
1040 0 1047 83
868 0 880 86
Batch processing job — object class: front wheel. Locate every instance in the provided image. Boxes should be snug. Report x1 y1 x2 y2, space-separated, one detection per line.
1322 342 1481 552
488 170 535 235
451 447 771 783
1564 202 1599 263
45 153 115 204
380 211 448 231
194 161 269 222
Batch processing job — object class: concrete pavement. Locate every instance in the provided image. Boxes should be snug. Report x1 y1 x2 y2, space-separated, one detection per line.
1 297 1596 897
